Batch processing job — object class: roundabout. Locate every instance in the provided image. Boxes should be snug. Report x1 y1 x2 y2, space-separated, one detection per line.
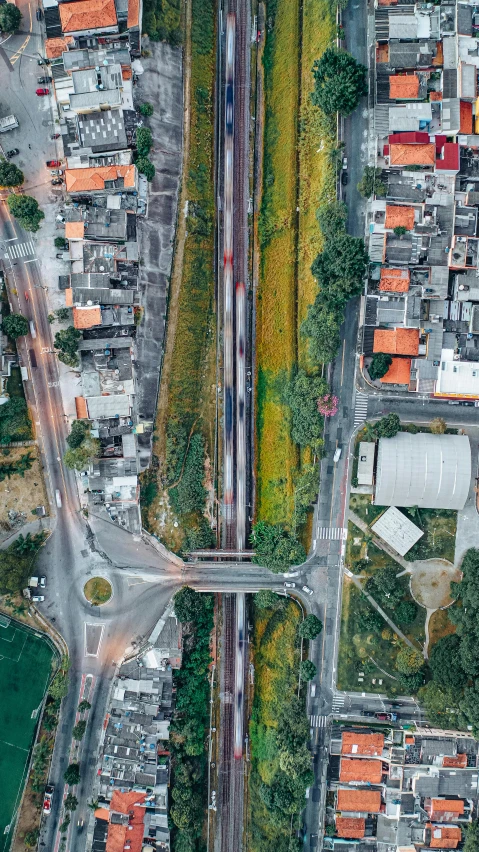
83 576 112 607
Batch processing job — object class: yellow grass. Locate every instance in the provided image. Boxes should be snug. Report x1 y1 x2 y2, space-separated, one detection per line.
428 608 456 649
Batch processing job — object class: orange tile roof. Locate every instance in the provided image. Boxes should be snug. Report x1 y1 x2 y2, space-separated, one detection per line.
73 306 102 329
380 357 412 384
341 732 384 757
373 328 420 356
385 205 415 230
336 818 366 839
428 825 462 849
405 735 415 744
65 221 84 239
106 792 146 852
389 75 420 99
75 397 88 419
94 808 110 821
65 288 73 307
65 164 136 193
460 100 473 134
431 800 465 815
337 789 382 813
122 66 133 80
379 268 410 292
340 758 383 784
443 754 467 768
390 143 435 166
45 36 74 59
127 0 140 28
59 0 117 33
377 44 389 64
433 41 443 66
430 91 443 101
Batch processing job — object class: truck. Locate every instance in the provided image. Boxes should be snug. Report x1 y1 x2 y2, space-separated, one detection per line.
29 576 46 588
0 115 19 133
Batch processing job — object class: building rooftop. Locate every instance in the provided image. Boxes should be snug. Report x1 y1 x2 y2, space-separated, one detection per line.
342 732 385 757
65 221 85 240
379 268 410 293
460 100 473 134
337 789 382 813
127 0 140 27
106 791 146 852
389 143 436 166
385 205 416 230
436 348 479 398
442 755 468 769
428 824 462 848
59 0 117 33
45 36 74 58
373 327 419 355
389 74 420 100
371 506 423 557
336 818 366 839
78 110 128 153
430 799 465 816
339 759 383 784
357 441 375 486
65 164 136 193
380 357 412 385
73 305 102 329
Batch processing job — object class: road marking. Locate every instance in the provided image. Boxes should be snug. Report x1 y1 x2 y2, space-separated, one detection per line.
84 622 105 657
353 392 368 427
332 694 345 710
310 714 327 728
317 527 347 540
6 240 35 260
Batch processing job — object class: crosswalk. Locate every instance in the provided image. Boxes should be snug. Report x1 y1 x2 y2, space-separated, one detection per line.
332 693 345 712
318 526 347 541
5 240 36 260
310 714 327 728
353 392 368 428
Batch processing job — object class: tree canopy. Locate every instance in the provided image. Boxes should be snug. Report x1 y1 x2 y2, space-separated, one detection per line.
300 659 317 681
430 417 447 434
63 763 80 786
283 369 327 448
311 47 367 116
394 600 417 626
67 419 89 449
174 585 214 624
357 166 386 199
299 614 323 640
63 436 100 471
368 352 392 381
254 589 281 610
2 312 29 339
0 160 24 187
0 3 21 32
395 647 424 674
7 194 44 232
429 635 467 689
136 157 156 181
316 200 348 240
251 521 306 571
136 126 153 157
366 566 404 608
54 326 82 367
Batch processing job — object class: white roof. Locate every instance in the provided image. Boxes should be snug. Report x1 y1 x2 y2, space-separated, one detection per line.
436 348 479 397
375 432 471 510
358 442 375 486
371 506 423 557
389 14 418 39
86 394 131 419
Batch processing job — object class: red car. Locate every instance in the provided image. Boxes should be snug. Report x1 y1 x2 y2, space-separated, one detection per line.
36 88 49 96
43 785 54 814
46 160 61 167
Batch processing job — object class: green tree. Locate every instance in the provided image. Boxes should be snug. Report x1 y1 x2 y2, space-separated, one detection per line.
78 699 91 713
357 166 386 199
366 566 404 607
395 600 417 626
49 670 68 701
299 614 323 640
64 793 78 811
464 821 479 852
368 352 392 381
63 436 100 470
136 126 153 156
311 46 367 116
139 102 154 116
293 464 321 528
2 312 29 339
356 605 384 633
283 369 327 448
63 763 80 786
59 814 71 833
56 307 71 322
397 671 424 693
136 156 155 181
54 326 82 367
277 696 310 753
300 659 317 680
430 417 447 434
254 589 280 609
0 160 24 187
12 531 45 555
24 828 40 848
72 720 87 741
279 744 313 780
395 646 424 674
393 225 407 237
311 233 369 303
418 682 460 727
251 521 306 571
0 3 22 32
0 396 31 443
460 682 479 735
173 585 213 624
429 634 467 689
67 419 89 449
7 194 44 232
301 302 342 365
54 236 67 249
374 413 401 439
316 200 348 240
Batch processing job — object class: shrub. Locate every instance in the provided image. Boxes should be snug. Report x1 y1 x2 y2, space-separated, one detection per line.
2 312 29 339
7 194 44 231
368 352 392 381
139 102 154 116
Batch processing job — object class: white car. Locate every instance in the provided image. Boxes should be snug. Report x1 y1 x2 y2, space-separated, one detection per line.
55 489 62 508
302 585 314 596
333 447 342 463
43 785 54 814
284 582 296 589
32 595 45 602
342 156 348 170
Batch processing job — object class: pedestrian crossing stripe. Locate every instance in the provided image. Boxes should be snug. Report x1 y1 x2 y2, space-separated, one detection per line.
310 715 327 728
6 240 36 260
318 527 347 541
353 393 368 427
332 695 345 709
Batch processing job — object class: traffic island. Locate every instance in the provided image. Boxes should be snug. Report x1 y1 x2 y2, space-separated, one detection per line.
83 577 112 606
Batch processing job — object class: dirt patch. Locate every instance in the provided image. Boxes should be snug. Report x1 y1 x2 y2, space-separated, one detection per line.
410 559 461 610
428 607 457 649
0 447 47 541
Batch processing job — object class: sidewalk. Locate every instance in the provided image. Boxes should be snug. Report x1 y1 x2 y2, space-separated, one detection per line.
0 516 52 549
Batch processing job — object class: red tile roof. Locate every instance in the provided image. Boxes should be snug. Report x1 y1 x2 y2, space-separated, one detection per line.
337 789 382 813
460 101 473 134
65 164 136 193
45 36 74 58
106 792 146 852
341 732 384 757
336 818 366 839
340 758 383 784
379 268 410 292
380 357 411 384
59 0 117 33
431 800 465 815
430 91 443 101
428 825 462 849
436 142 460 172
373 328 420 356
127 0 140 27
65 288 73 307
385 205 415 230
443 754 467 769
389 74 420 99
390 143 436 166
75 397 88 419
73 306 102 329
65 221 84 239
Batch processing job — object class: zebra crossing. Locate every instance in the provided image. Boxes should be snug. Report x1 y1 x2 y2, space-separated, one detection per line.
353 392 368 428
318 526 347 541
5 240 36 261
310 714 327 728
332 693 345 712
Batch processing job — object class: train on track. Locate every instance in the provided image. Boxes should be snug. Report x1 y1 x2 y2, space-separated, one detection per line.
234 592 245 758
223 12 235 525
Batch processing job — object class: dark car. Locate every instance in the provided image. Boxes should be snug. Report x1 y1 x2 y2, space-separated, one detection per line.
341 171 348 185
361 710 375 717
459 400 474 406
36 8 43 20
6 149 19 158
37 76 50 84
51 178 63 186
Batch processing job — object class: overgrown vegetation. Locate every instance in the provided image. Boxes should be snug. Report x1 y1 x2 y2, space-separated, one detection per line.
0 533 46 594
169 587 214 851
0 451 33 481
143 0 181 44
54 326 81 368
7 195 44 232
0 396 32 444
63 422 100 471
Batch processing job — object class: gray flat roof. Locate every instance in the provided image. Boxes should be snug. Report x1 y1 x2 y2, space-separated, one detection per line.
375 432 471 510
371 506 423 557
358 442 375 486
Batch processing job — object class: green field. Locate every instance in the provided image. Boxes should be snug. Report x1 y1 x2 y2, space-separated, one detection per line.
0 617 55 850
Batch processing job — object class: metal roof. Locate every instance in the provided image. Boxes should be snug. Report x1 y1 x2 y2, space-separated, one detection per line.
371 506 423 556
375 432 471 510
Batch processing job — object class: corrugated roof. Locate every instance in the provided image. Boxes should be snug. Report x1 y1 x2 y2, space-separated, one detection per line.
45 36 74 58
427 825 462 848
390 143 436 166
389 75 420 99
373 328 419 355
337 789 382 813
65 164 136 193
75 396 88 419
127 0 140 27
379 268 410 292
59 0 117 33
431 799 465 814
65 221 84 239
389 132 430 144
385 205 415 230
380 357 412 384
73 306 102 329
436 142 460 172
341 732 384 757
336 818 366 839
339 758 383 784
460 101 473 134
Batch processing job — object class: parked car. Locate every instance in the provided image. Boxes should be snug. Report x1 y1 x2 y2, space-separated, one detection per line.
375 711 398 721
43 785 54 815
284 582 296 589
51 133 60 139
460 400 474 406
46 159 60 167
50 168 63 175
51 178 63 186
341 171 348 185
55 489 62 508
36 8 43 20
39 575 46 588
361 710 375 717
32 595 45 602
38 76 51 84
302 585 314 597
6 148 19 158
342 156 348 170
35 88 49 96
333 447 342 462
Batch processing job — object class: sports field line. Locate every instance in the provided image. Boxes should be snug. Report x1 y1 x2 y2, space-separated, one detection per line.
0 738 29 753
0 743 30 852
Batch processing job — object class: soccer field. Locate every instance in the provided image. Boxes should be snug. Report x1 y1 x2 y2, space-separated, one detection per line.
0 617 56 851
